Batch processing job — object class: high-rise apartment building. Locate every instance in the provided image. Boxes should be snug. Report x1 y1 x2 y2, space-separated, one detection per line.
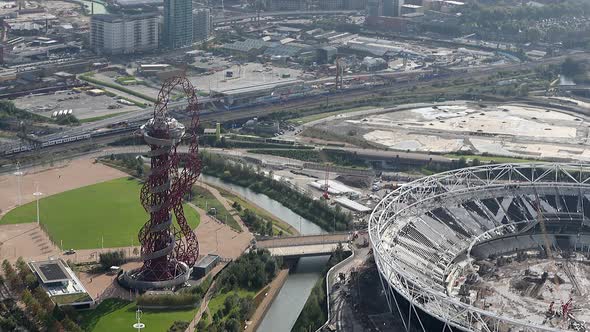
90 13 158 55
193 8 210 43
163 0 193 49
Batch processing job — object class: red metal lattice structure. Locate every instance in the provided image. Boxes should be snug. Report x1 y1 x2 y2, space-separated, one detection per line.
136 76 201 282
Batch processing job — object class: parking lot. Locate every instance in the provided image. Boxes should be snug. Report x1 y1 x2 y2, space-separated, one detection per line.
187 62 303 94
13 90 141 120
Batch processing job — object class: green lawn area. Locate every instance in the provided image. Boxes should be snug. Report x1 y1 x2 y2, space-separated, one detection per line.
289 106 377 124
0 177 199 249
213 185 296 236
207 289 256 318
191 186 241 232
80 112 130 123
80 298 197 332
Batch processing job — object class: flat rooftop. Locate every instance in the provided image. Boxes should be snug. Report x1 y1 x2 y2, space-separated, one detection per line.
29 260 70 284
196 254 219 268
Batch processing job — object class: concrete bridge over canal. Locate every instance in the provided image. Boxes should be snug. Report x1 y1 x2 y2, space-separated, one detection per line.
254 233 351 258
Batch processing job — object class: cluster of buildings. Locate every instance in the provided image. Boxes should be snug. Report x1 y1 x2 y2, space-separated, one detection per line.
90 0 211 55
366 0 464 31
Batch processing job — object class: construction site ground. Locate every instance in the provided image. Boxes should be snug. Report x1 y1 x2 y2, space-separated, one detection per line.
470 256 590 330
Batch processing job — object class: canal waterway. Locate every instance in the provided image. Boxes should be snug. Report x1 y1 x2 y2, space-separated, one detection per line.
201 174 329 332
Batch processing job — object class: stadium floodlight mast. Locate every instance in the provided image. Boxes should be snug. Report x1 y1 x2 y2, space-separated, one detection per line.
33 183 42 225
14 162 23 206
133 308 145 332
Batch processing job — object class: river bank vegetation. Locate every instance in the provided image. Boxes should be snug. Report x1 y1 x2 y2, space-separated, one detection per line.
200 152 352 231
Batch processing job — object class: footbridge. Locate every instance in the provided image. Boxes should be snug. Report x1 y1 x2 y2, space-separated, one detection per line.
254 232 351 258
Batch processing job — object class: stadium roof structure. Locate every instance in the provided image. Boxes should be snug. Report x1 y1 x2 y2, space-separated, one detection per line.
369 163 590 332
29 260 71 284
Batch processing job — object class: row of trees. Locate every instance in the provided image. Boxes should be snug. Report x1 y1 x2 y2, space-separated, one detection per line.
98 250 127 271
237 205 274 236
216 249 279 292
107 154 145 178
1 258 83 332
200 152 353 231
203 294 254 332
197 250 277 331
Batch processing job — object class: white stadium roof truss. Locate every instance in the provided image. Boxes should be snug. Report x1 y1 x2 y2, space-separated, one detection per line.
369 163 590 332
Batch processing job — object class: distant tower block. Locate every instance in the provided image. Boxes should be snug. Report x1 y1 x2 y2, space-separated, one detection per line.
119 77 201 290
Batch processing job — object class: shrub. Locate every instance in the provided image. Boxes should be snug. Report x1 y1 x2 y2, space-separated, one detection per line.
167 320 190 332
98 250 126 271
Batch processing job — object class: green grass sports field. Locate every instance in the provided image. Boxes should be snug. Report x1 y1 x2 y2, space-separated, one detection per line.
0 177 199 249
80 299 197 332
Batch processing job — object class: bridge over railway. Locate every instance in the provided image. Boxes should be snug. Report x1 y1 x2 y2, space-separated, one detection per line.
254 232 351 258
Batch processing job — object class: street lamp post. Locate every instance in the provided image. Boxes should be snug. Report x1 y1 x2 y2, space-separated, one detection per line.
133 308 145 332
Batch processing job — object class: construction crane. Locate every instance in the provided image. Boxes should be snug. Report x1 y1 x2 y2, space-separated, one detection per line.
562 298 573 318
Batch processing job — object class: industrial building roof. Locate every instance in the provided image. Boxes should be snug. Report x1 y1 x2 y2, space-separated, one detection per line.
222 39 276 53
333 197 372 213
264 45 304 57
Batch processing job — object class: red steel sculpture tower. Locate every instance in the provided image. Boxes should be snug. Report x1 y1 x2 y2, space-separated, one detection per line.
120 77 201 289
